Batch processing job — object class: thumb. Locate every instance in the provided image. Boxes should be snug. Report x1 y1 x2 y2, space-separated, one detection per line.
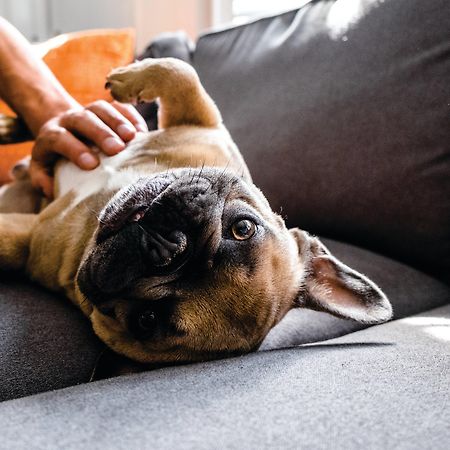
30 163 54 199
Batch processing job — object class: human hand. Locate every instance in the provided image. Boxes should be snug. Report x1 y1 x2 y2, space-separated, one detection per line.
30 100 148 197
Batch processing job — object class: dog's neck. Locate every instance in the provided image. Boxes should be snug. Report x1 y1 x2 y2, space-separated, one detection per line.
55 150 143 204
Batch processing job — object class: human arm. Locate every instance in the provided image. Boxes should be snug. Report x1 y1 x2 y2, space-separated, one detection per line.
0 18 147 196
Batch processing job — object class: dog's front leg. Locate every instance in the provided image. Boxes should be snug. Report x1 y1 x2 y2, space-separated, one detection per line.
105 58 222 129
0 213 36 270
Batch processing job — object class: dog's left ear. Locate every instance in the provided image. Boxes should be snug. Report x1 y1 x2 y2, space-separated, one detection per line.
290 229 392 324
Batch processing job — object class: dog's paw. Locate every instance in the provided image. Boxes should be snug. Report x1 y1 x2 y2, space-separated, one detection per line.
105 61 149 104
106 58 198 105
106 58 221 128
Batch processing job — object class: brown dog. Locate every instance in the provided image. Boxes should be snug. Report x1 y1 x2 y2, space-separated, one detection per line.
0 58 392 364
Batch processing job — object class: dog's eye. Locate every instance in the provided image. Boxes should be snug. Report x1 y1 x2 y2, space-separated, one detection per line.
230 219 256 241
138 309 157 331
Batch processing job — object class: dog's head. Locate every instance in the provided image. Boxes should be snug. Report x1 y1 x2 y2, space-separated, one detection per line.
77 167 391 363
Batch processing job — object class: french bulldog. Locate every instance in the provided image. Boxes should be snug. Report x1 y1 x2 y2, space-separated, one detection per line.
0 58 392 364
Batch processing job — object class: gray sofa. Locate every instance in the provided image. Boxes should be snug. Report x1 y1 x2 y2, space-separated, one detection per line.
1 0 449 448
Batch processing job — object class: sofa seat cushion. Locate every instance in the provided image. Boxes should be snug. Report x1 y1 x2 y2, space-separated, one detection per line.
261 237 450 349
1 238 448 401
193 0 450 282
0 273 103 402
1 304 448 449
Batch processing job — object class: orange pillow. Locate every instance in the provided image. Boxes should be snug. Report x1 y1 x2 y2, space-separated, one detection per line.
0 28 135 184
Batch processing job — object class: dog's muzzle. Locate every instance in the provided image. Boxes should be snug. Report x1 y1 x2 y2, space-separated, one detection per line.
77 169 232 307
141 228 188 268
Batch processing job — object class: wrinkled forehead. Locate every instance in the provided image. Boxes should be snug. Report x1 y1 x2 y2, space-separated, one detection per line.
226 176 276 220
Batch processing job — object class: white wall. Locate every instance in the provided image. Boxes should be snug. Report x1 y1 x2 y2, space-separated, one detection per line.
133 0 213 52
0 0 48 41
49 0 135 36
0 0 221 52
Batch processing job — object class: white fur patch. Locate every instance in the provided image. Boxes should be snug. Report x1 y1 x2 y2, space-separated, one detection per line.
56 149 141 204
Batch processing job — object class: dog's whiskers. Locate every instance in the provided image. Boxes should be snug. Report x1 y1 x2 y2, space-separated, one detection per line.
196 161 206 184
78 294 91 310
83 204 107 225
208 159 231 193
189 167 197 185
163 160 174 179
217 160 231 183
202 178 215 195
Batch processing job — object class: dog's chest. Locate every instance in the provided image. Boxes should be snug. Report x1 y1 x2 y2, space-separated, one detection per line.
54 126 243 203
55 147 149 203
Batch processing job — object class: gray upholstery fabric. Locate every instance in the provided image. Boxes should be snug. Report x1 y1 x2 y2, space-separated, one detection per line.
2 238 448 400
143 31 194 61
1 304 448 450
193 0 450 282
261 237 450 349
0 273 104 402
1 10 449 448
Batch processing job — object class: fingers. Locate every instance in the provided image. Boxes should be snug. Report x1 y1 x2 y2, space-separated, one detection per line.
29 101 148 198
29 160 54 199
110 101 148 133
60 108 125 156
33 121 99 169
86 100 135 142
31 122 99 199
86 100 148 142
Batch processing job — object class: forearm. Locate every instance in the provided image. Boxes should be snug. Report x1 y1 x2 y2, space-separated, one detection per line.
0 18 79 135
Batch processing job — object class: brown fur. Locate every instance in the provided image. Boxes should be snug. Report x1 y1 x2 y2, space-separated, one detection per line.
0 58 392 365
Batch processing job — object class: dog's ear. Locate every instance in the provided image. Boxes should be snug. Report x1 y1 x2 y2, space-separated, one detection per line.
290 229 392 323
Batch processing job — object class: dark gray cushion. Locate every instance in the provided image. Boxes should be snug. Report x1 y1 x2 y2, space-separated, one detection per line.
193 0 450 283
142 31 194 61
1 304 448 449
3 0 449 400
2 237 447 400
0 273 103 402
261 237 450 349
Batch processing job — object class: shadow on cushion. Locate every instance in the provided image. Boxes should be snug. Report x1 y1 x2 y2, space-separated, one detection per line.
0 272 104 402
261 238 450 350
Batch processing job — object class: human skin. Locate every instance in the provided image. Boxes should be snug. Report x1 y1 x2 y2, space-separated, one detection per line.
0 17 147 197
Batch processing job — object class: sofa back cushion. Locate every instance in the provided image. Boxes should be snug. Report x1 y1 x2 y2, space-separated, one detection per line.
193 0 450 282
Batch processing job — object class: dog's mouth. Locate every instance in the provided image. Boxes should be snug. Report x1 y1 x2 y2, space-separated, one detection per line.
110 204 191 272
77 168 236 306
74 167 291 363
95 174 176 245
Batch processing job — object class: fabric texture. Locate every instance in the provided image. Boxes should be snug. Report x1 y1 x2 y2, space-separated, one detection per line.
1 238 448 401
0 272 104 402
0 304 448 450
261 237 450 349
193 0 450 283
0 28 135 183
0 8 449 449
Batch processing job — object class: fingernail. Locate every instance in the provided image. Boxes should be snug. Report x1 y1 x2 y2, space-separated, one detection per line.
103 136 125 154
117 123 136 138
136 123 148 133
78 152 99 169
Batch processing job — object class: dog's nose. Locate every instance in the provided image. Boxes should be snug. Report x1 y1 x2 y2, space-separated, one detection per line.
142 229 188 268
